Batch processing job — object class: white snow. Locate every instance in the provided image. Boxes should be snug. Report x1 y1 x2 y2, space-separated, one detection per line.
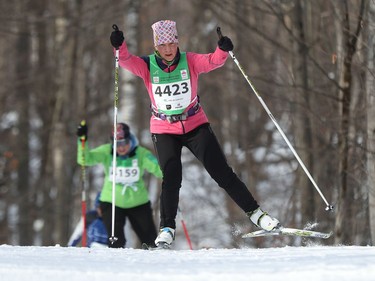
0 244 374 281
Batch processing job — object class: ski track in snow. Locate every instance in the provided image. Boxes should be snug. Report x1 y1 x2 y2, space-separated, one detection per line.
0 245 374 281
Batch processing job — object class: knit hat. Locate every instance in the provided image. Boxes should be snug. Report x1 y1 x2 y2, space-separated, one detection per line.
111 123 130 140
151 20 178 46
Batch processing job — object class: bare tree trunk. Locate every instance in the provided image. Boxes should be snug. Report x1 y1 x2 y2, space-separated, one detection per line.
52 0 85 245
15 0 32 246
289 0 315 224
334 0 365 244
366 0 375 245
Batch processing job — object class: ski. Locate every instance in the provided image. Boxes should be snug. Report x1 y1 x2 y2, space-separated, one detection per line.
242 227 333 239
142 243 171 250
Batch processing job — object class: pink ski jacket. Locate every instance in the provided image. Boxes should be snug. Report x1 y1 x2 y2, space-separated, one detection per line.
116 42 229 135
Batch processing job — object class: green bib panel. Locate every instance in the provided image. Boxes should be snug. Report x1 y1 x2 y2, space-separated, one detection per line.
149 53 192 115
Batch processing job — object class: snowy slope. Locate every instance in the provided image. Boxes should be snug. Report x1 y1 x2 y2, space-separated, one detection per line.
0 245 374 281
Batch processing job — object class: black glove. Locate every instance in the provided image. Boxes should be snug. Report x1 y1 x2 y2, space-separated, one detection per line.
110 29 124 49
218 36 234 52
77 121 88 141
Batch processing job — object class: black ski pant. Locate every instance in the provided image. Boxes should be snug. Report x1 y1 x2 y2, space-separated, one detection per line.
100 201 157 248
152 123 259 229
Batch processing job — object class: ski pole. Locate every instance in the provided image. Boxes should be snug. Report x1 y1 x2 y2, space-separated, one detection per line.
109 24 120 245
79 120 87 247
217 27 333 211
178 207 193 250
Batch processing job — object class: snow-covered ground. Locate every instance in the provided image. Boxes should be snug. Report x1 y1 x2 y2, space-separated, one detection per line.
0 244 374 281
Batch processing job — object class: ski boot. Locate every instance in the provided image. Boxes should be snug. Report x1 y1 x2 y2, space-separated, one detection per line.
155 227 175 249
247 208 280 231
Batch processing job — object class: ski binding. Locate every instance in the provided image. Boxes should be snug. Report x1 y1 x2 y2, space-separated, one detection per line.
242 227 332 239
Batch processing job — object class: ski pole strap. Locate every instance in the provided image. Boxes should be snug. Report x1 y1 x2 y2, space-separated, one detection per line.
217 27 223 39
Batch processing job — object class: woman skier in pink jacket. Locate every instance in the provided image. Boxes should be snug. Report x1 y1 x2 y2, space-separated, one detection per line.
110 20 280 248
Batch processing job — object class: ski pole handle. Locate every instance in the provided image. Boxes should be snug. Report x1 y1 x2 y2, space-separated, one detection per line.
111 24 124 50
216 27 235 59
217 26 223 39
79 120 86 142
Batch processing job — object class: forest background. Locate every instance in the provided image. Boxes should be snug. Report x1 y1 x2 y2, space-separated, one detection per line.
1 0 375 249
